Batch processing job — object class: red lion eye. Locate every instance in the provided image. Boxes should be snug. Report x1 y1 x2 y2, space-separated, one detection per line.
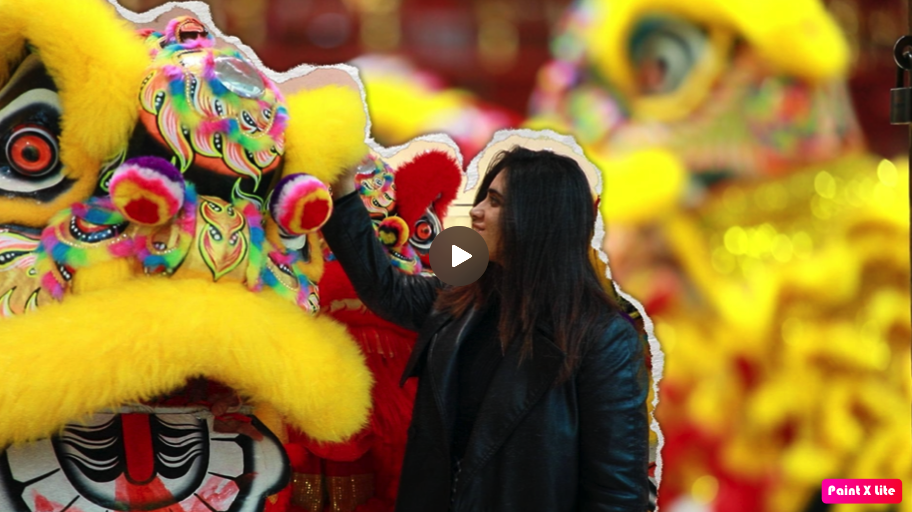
415 221 433 241
5 127 58 177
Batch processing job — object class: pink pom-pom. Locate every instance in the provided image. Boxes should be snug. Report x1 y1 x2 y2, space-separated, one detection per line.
109 157 185 226
270 174 333 235
377 216 409 248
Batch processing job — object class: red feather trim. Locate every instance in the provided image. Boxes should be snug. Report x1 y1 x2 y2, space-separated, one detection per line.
392 150 462 229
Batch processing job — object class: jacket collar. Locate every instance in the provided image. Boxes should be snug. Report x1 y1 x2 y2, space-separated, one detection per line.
427 307 482 440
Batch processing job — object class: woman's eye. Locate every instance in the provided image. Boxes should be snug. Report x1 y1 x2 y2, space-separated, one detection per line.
5 125 59 178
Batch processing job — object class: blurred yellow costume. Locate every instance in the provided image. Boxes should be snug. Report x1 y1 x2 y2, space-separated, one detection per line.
532 1 912 511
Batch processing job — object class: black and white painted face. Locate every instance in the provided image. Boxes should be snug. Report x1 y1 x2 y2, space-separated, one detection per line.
0 409 288 512
0 54 65 316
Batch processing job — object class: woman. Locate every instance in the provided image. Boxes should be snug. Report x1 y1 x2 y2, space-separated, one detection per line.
322 146 650 512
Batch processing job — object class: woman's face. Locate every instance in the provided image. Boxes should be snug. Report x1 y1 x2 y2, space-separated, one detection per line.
470 170 505 263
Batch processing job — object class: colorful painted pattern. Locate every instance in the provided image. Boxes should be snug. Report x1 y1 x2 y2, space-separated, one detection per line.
355 156 422 273
133 184 199 276
138 17 288 203
0 231 42 317
0 228 40 273
197 198 250 282
28 190 320 314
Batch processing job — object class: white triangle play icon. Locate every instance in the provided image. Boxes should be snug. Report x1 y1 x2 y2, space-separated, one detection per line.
452 245 472 267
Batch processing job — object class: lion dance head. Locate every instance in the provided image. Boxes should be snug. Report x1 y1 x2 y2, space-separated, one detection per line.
0 2 392 510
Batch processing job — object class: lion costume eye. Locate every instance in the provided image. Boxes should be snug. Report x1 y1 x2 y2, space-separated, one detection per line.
629 17 708 96
5 125 59 178
409 209 442 252
0 86 65 197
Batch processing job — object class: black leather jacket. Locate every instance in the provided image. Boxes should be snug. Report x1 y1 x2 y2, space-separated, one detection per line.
322 192 650 512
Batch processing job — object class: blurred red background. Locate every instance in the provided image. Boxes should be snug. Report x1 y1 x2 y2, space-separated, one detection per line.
121 0 907 158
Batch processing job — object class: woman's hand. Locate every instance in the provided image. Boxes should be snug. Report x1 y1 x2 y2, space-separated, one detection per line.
331 159 369 199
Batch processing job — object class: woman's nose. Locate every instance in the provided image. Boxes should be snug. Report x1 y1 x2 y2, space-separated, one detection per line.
469 207 482 223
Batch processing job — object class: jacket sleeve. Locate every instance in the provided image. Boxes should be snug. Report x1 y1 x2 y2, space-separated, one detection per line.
321 191 443 332
576 315 650 512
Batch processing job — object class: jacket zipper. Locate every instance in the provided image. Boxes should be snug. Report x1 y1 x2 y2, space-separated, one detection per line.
451 459 462 508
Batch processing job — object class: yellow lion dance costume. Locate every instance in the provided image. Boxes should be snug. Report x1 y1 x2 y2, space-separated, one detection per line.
535 1 912 511
0 1 384 509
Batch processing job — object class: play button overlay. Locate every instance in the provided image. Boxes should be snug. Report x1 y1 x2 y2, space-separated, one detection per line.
452 245 472 267
429 226 489 286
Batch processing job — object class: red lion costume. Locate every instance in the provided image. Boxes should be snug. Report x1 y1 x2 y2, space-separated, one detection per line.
285 149 462 512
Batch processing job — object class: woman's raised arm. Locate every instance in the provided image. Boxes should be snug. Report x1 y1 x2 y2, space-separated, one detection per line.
321 190 443 332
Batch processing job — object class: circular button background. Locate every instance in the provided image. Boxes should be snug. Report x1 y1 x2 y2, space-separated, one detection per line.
429 226 490 286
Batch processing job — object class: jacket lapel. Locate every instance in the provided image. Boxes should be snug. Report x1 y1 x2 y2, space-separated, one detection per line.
454 331 565 491
426 307 481 439
399 310 452 386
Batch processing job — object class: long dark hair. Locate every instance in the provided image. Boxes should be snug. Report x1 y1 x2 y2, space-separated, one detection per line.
438 146 621 382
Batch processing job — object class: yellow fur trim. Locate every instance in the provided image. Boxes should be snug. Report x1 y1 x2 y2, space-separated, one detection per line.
0 278 372 446
284 85 369 184
596 148 687 224
360 74 472 144
71 259 136 295
274 85 361 282
0 0 149 227
0 10 25 88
